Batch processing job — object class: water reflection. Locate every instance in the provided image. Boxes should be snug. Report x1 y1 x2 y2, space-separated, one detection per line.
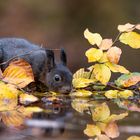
0 94 140 140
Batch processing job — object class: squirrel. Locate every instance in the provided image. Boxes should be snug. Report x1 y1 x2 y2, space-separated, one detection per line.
0 38 72 94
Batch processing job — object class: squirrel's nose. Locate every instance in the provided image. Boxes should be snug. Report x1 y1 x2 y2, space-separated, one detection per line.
61 86 72 93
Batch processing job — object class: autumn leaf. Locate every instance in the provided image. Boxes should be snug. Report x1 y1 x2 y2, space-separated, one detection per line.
20 93 39 105
84 28 102 46
118 90 133 99
117 23 135 32
84 124 101 137
93 64 111 85
98 52 108 63
0 68 3 79
105 62 129 74
119 32 140 49
95 135 111 140
104 122 120 138
115 72 140 87
85 48 103 62
70 89 93 97
92 103 110 122
99 39 113 50
127 136 140 140
106 46 122 64
3 59 34 88
105 90 118 99
25 107 43 113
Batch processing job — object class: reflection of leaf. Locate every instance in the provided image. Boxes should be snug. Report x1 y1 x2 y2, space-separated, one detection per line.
93 64 111 85
106 46 122 64
85 48 103 62
84 124 101 137
119 32 140 49
20 93 38 105
84 29 102 46
118 23 135 32
115 72 140 87
118 90 133 99
95 134 111 140
127 136 140 140
99 39 113 50
3 59 34 88
105 122 119 138
25 107 43 113
92 103 110 122
106 62 129 74
72 78 94 88
70 89 93 97
105 90 118 99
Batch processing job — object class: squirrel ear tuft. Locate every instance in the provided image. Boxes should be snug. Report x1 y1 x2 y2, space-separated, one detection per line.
46 49 55 72
60 48 67 66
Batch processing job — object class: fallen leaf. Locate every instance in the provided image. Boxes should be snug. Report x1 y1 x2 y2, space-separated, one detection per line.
25 107 43 113
3 59 34 88
98 52 108 63
118 90 133 99
117 23 135 32
127 136 140 140
95 134 111 140
105 90 118 99
106 46 122 64
84 28 102 46
85 48 103 62
119 32 140 49
93 64 111 85
84 124 101 137
99 39 113 50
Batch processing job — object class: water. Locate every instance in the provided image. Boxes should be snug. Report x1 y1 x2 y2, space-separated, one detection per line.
0 95 140 140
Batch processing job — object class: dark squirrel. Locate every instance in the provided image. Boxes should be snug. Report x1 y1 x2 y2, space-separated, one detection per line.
0 38 72 93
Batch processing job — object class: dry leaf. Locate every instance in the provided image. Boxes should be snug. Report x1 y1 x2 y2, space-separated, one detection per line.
99 39 113 50
118 90 133 99
95 134 111 140
106 46 122 64
3 59 34 88
105 90 118 99
118 23 135 32
127 136 140 140
71 89 93 97
84 28 102 46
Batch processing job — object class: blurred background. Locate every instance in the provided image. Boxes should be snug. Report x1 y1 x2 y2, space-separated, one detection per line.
0 0 140 74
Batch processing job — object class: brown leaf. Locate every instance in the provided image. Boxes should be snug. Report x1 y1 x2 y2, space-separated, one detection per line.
107 46 122 64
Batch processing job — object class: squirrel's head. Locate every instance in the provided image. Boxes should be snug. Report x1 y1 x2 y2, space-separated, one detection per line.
45 49 72 94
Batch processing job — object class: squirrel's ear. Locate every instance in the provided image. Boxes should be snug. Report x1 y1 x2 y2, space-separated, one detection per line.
60 48 67 66
46 49 55 72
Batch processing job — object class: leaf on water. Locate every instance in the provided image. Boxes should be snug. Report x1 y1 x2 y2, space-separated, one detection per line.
93 64 111 85
70 89 93 97
3 59 34 88
135 24 140 30
25 107 43 113
105 90 118 99
0 82 18 111
118 90 133 99
117 23 135 32
84 28 102 46
92 102 110 122
106 46 122 64
119 32 140 49
106 62 129 74
99 39 113 50
72 78 94 88
104 122 120 138
95 134 111 140
98 52 108 63
127 136 140 140
115 72 140 87
84 124 101 137
85 48 103 63
19 93 39 105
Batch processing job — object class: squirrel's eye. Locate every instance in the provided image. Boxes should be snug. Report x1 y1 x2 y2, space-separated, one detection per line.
53 74 62 82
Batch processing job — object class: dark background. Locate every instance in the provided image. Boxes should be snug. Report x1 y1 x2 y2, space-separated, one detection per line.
0 0 140 73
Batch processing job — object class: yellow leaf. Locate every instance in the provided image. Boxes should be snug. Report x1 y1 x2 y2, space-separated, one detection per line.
127 136 140 140
71 89 93 97
93 64 111 85
106 62 129 74
96 122 107 132
106 46 122 64
99 39 113 50
119 32 140 49
84 28 102 46
95 135 111 140
105 112 128 123
98 52 108 63
72 78 94 88
84 124 101 137
20 93 38 105
105 122 120 138
92 102 110 122
0 82 18 111
105 90 118 99
3 59 34 88
118 90 133 99
117 23 135 32
85 48 103 62
25 107 43 113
